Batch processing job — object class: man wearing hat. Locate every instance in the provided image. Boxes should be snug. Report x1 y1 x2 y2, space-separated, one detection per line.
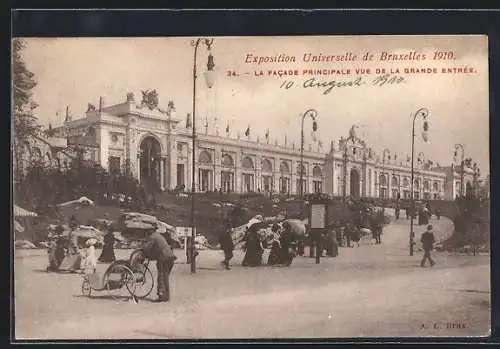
219 220 234 270
141 224 177 302
420 224 436 267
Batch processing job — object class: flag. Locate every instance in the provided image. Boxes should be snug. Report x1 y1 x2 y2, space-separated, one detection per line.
284 135 287 146
245 126 250 137
318 140 323 149
265 129 269 141
226 123 230 134
186 114 192 128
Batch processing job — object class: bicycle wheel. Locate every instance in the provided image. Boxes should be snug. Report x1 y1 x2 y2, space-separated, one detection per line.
106 264 136 301
81 277 92 297
134 266 155 299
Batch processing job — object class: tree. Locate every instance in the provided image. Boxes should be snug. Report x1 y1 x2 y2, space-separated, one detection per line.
12 39 40 181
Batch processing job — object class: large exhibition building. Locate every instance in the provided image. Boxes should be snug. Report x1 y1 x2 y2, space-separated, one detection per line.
47 92 478 201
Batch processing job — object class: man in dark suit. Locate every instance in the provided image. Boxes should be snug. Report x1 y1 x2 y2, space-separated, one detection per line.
420 224 436 267
141 226 177 302
219 220 234 270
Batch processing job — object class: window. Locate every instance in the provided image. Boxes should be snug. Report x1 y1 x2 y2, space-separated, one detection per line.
86 127 96 137
379 174 387 186
177 143 183 152
296 178 306 195
423 180 430 191
314 180 322 193
391 176 399 187
177 164 185 186
433 181 439 191
111 134 118 143
380 187 387 198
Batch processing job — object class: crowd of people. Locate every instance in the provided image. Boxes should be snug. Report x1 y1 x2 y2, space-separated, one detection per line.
43 201 441 303
46 215 120 273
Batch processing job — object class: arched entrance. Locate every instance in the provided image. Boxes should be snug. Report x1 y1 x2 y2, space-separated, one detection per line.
466 181 473 197
350 168 360 198
140 136 161 188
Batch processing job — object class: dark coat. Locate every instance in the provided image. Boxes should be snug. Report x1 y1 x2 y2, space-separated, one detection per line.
219 231 234 252
142 231 177 262
421 231 436 251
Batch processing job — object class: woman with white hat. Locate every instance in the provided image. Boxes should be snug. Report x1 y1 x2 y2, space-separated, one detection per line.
81 238 98 273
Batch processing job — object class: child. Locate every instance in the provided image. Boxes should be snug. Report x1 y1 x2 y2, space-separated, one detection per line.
81 238 98 274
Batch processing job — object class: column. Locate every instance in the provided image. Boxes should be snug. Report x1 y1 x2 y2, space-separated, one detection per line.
168 138 177 190
136 155 141 183
214 147 221 190
235 151 242 193
160 158 165 191
274 157 280 194
388 172 392 198
291 160 297 195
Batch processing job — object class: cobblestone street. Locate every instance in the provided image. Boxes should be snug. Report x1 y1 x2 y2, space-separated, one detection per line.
14 214 490 339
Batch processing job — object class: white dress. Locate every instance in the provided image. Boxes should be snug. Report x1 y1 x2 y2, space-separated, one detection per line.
81 245 97 273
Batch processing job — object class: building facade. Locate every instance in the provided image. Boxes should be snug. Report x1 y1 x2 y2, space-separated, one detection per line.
12 129 70 177
50 92 478 200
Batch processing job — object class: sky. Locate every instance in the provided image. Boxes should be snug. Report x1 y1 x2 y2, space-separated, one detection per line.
21 35 489 175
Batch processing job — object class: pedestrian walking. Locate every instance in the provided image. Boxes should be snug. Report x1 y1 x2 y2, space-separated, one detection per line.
420 224 436 267
435 208 441 220
219 220 234 270
141 226 177 302
344 223 352 248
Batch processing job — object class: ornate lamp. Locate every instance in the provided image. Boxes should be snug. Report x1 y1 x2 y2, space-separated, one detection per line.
204 52 216 89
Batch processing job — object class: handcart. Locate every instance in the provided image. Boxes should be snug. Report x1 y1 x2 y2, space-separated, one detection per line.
81 249 155 300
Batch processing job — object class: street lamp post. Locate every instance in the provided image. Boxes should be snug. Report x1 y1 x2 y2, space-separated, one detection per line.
410 108 429 256
190 38 215 273
454 144 465 198
300 109 318 218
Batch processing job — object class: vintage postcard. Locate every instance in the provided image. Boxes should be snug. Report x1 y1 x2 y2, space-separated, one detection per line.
12 35 490 340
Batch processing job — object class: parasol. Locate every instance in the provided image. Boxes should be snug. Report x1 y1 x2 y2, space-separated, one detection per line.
57 196 95 207
63 225 104 240
283 219 307 238
14 205 38 217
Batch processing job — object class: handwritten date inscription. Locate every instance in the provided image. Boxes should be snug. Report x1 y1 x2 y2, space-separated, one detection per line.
280 74 405 95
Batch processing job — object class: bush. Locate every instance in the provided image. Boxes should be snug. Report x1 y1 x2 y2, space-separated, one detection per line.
445 196 489 255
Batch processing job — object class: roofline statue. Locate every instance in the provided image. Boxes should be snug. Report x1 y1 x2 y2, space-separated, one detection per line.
141 89 159 110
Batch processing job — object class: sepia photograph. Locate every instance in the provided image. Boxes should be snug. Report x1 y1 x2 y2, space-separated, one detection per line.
12 35 490 339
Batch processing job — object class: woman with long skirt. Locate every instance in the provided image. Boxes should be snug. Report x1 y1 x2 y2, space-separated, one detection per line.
242 226 263 267
267 224 281 266
99 227 118 263
277 222 297 266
